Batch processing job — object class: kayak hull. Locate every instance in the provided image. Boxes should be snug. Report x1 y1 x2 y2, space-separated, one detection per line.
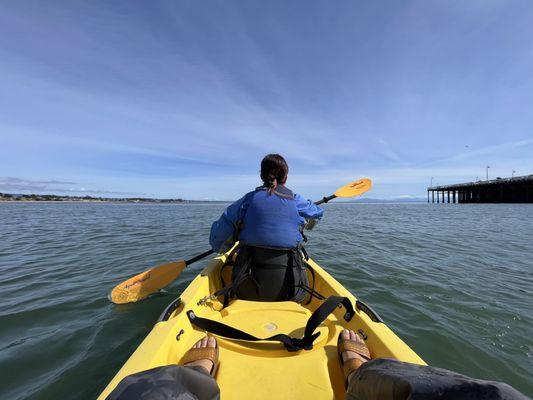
98 251 425 399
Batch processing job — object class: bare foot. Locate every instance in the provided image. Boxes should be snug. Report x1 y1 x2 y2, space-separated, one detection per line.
340 329 369 382
183 336 217 374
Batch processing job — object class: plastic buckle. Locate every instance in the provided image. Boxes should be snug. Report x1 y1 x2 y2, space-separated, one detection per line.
284 332 320 352
285 338 311 352
285 343 300 352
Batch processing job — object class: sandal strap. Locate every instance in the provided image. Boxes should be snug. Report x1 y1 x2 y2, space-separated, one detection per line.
181 347 218 366
342 358 365 381
339 340 370 360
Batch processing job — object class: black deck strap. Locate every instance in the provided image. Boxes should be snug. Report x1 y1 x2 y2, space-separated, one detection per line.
297 284 326 301
187 310 298 350
186 295 355 352
303 295 355 343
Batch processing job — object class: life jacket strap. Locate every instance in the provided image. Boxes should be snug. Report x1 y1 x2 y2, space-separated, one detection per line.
187 295 355 352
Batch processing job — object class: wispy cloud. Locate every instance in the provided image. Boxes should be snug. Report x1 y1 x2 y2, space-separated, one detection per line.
377 138 402 162
0 177 76 185
0 177 149 196
419 138 533 168
0 177 76 192
59 188 151 196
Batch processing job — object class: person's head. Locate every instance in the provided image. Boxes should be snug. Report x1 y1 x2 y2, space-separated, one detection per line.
260 154 288 193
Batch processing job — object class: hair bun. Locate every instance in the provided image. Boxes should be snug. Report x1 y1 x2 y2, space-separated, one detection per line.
265 173 277 188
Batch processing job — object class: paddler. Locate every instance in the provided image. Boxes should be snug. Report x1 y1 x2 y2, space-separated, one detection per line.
209 153 323 302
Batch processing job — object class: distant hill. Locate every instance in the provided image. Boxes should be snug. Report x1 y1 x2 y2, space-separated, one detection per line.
343 197 427 203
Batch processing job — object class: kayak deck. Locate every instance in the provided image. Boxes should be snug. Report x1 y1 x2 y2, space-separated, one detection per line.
201 300 343 399
99 252 425 399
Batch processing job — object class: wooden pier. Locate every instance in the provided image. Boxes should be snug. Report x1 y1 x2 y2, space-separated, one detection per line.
427 175 533 203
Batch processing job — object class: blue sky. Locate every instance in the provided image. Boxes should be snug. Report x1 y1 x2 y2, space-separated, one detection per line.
1 1 532 200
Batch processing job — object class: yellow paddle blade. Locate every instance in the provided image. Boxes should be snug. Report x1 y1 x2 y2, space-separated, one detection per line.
109 260 186 304
334 178 372 198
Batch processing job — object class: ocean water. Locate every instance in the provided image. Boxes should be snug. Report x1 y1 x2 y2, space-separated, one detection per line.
0 202 531 399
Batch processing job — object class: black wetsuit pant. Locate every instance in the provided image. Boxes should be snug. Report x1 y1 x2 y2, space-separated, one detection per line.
106 358 528 400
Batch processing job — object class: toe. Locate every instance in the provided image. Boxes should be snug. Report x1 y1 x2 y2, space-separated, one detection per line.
349 330 357 341
207 336 217 348
200 336 208 347
341 329 350 341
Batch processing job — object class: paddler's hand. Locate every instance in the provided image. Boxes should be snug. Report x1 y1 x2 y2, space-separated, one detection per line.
219 237 236 254
305 218 317 230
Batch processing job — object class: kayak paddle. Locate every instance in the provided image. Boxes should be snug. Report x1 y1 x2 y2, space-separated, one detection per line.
316 178 372 205
109 178 371 304
109 250 214 304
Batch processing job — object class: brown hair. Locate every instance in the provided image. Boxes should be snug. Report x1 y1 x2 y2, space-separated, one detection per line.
260 154 289 193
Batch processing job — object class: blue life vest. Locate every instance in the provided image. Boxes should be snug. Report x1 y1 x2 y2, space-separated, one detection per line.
239 185 303 249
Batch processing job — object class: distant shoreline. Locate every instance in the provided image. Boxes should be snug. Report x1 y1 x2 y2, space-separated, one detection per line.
0 200 232 204
0 200 182 203
0 192 188 203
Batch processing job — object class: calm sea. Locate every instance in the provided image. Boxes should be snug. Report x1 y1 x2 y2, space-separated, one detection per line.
0 202 532 399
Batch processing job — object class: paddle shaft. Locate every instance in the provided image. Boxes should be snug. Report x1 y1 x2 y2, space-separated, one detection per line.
186 249 214 265
315 195 336 206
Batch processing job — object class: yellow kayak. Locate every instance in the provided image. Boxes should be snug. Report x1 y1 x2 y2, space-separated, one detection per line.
98 250 425 399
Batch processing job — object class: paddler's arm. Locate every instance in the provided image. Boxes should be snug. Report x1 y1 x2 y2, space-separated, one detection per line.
209 194 251 253
295 193 323 231
295 193 324 219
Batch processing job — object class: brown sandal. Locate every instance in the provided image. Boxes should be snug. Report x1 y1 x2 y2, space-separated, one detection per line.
338 331 371 386
180 338 219 377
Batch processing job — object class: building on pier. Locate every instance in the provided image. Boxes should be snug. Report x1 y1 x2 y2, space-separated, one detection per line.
427 174 533 203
